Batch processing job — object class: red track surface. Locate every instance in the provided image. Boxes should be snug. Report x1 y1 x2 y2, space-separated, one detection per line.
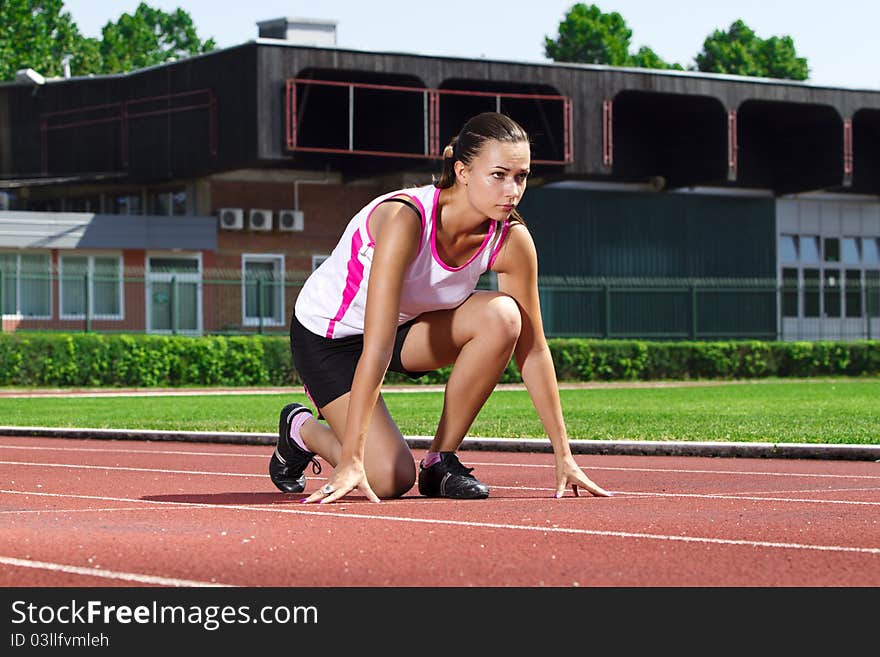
1 435 878 587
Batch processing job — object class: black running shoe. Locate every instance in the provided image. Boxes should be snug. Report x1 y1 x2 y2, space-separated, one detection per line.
269 403 322 494
417 452 489 499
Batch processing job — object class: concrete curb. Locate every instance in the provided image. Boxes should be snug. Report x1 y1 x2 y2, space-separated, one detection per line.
3 426 879 461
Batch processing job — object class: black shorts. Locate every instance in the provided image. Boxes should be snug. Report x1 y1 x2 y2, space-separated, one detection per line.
290 314 430 410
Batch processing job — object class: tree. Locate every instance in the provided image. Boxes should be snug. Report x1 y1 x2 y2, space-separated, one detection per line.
695 20 808 81
0 1 215 81
629 46 683 71
544 3 632 66
0 0 95 80
544 3 680 70
98 3 215 74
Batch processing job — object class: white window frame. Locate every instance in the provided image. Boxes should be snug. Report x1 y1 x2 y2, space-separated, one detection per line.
242 253 285 327
0 250 52 319
311 254 330 271
58 253 124 320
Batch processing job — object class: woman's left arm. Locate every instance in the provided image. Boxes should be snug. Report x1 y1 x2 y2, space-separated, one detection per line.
494 225 612 498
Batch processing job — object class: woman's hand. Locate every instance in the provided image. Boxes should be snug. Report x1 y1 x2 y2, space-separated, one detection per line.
302 458 381 504
554 454 613 498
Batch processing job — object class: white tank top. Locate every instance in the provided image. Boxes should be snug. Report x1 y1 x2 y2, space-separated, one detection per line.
295 184 510 338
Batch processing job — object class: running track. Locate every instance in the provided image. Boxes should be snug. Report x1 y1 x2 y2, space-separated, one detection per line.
1 435 878 587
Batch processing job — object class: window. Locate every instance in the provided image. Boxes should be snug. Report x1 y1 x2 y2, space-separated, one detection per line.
867 270 879 317
841 237 861 264
27 198 62 212
0 252 51 317
111 194 142 215
172 190 187 216
65 196 100 212
149 189 187 216
845 269 862 318
823 237 840 263
864 238 879 265
781 230 879 326
781 268 798 317
800 236 820 262
779 235 798 262
311 254 330 272
243 255 285 326
59 254 123 319
803 268 820 317
823 269 841 317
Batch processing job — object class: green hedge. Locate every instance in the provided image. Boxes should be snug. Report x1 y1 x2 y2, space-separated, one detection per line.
0 332 877 387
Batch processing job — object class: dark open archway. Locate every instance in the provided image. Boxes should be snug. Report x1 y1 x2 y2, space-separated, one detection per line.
737 100 842 194
611 90 727 189
852 108 880 194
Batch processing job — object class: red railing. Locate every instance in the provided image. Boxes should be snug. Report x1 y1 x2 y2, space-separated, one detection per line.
41 89 218 174
843 117 853 181
285 78 574 165
727 109 738 181
602 99 613 168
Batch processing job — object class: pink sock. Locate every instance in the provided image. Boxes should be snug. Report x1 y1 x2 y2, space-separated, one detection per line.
288 411 311 452
423 451 441 467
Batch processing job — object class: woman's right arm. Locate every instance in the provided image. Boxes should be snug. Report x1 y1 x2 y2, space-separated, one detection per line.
302 198 422 504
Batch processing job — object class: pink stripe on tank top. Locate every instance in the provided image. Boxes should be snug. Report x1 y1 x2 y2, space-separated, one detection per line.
488 220 511 269
325 230 365 338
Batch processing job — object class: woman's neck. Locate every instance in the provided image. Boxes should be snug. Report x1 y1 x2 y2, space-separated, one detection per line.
437 186 490 238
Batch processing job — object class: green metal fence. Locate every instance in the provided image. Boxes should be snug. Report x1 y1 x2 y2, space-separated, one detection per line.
538 277 879 341
1 270 878 341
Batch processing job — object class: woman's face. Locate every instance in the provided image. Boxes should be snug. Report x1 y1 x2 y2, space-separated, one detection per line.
456 139 530 222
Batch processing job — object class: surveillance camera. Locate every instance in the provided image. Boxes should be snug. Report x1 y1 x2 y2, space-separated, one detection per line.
15 68 46 86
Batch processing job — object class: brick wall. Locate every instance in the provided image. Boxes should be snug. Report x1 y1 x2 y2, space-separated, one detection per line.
210 180 386 273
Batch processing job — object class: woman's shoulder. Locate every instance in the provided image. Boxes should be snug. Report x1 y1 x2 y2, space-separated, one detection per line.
490 221 536 274
385 183 436 204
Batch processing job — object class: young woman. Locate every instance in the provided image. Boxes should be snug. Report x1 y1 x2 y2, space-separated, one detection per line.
270 112 611 504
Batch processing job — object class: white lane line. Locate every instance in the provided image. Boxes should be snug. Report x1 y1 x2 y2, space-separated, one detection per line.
0 461 263 478
3 445 878 481
601 491 880 506
1 461 876 507
0 556 232 587
722 486 880 496
488 485 880 505
0 444 267 458
474 462 880 480
2 489 878 556
3 448 879 483
0 506 180 515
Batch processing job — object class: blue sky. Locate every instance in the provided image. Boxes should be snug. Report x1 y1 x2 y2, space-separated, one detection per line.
61 1 879 90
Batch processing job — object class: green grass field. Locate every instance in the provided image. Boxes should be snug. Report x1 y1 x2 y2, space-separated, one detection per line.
1 378 877 444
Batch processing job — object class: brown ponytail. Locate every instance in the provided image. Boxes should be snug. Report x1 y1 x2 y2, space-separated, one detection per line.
435 137 459 189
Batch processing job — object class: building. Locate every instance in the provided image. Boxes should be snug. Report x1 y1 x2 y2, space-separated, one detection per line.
1 18 878 340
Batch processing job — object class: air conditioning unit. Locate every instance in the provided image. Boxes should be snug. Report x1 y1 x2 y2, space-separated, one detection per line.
248 208 273 231
278 209 304 232
218 208 243 230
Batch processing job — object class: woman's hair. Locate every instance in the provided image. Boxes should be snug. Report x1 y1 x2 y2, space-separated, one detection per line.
434 112 530 224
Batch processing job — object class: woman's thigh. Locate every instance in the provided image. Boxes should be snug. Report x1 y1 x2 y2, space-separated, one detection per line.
319 392 416 498
399 291 521 372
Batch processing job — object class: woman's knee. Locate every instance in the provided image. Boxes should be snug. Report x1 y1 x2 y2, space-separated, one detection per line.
482 294 522 347
367 456 416 499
